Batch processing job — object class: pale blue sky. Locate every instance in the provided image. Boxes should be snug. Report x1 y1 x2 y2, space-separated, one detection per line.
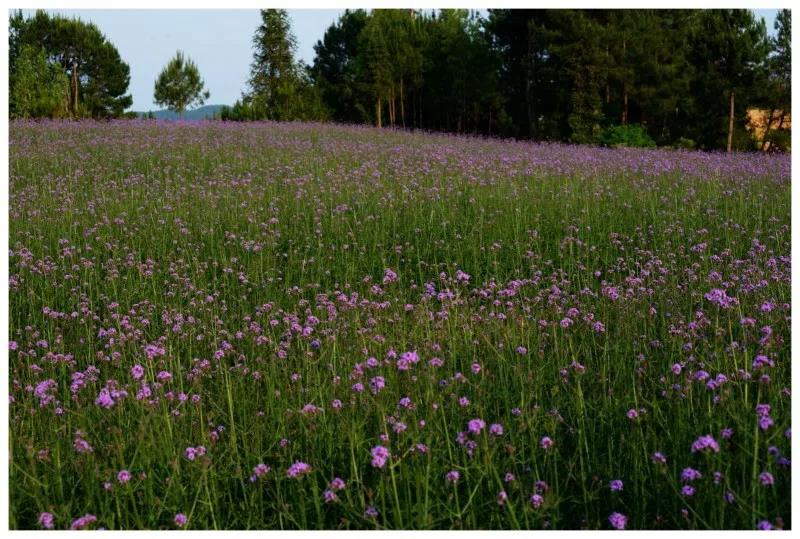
18 9 781 112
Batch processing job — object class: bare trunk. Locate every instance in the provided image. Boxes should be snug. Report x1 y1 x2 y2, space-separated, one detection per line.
622 87 628 125
71 61 79 117
726 90 734 153
399 78 405 127
621 38 627 124
526 26 535 138
418 91 422 127
605 44 610 104
376 98 382 128
760 108 776 151
392 89 396 126
768 112 787 152
388 86 395 126
776 112 786 132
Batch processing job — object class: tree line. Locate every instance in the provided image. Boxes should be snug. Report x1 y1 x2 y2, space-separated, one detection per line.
9 9 791 151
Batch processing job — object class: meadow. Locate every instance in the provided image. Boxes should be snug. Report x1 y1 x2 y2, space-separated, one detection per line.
8 120 791 530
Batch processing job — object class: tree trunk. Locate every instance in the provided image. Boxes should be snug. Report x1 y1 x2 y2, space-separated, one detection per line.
399 78 405 128
411 88 416 129
622 87 628 125
760 108 776 151
388 85 395 126
71 60 79 117
776 112 786 130
418 91 422 127
769 112 787 152
621 37 627 124
726 90 735 153
526 26 535 138
605 45 610 104
376 97 382 128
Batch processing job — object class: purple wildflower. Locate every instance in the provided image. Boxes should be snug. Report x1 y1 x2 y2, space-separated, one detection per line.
467 418 486 435
364 506 379 518
371 445 390 468
286 461 312 478
608 512 628 530
681 467 702 482
691 434 720 453
70 514 97 530
38 512 54 529
445 470 460 484
330 477 346 490
117 469 132 484
94 388 115 409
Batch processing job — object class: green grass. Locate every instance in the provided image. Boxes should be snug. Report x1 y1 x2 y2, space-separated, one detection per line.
8 121 790 530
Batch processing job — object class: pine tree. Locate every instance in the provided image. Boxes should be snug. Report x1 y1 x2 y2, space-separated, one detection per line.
688 10 769 151
10 10 132 118
310 9 369 123
761 9 791 150
10 44 69 119
153 51 210 118
247 9 300 121
360 15 392 127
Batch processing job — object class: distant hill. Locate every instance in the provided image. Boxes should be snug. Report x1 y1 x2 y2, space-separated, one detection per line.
136 105 225 121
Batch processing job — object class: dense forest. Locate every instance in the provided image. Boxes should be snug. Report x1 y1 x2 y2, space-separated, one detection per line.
9 9 792 151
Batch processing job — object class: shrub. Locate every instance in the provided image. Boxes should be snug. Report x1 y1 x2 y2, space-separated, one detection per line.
674 137 696 150
765 130 791 153
598 124 656 148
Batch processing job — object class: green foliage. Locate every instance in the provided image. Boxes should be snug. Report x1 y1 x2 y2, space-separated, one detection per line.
10 44 70 119
673 137 696 150
731 125 760 152
218 8 788 151
598 124 656 148
240 9 324 121
310 9 370 123
765 128 791 153
153 51 210 116
311 9 504 132
771 9 791 104
686 10 770 150
9 10 132 118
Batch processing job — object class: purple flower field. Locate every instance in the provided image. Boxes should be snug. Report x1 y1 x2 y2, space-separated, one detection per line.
9 120 791 529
